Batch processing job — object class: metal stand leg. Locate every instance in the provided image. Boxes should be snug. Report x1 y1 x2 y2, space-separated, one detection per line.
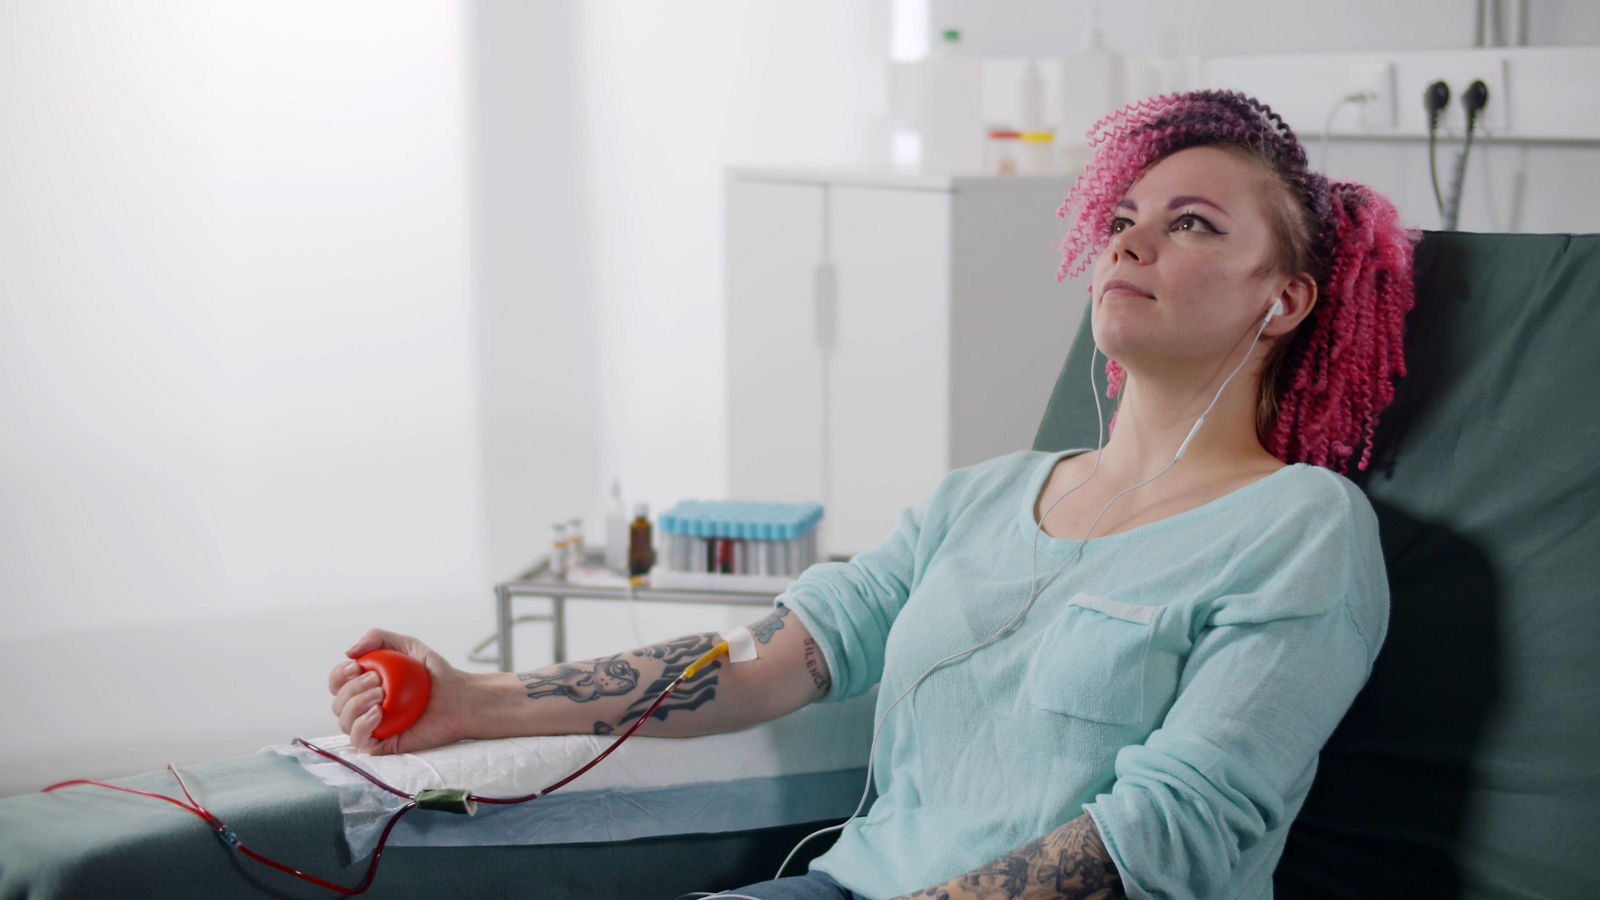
495 584 513 672
552 595 567 663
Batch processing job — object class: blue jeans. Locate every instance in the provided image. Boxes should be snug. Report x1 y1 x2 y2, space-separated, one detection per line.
702 868 870 900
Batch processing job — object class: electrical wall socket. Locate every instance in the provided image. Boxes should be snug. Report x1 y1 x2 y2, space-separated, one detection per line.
1349 62 1396 129
1202 48 1600 142
1431 58 1509 134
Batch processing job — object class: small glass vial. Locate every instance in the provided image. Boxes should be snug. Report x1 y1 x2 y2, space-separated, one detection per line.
986 129 1021 175
1017 131 1055 174
551 522 570 578
628 503 654 577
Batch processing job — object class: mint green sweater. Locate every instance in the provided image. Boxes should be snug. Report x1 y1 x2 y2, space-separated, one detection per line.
781 450 1387 900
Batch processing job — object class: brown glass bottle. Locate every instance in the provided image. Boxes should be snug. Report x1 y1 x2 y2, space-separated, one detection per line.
628 503 653 576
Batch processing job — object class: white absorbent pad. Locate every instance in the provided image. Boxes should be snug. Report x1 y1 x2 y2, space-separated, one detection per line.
272 691 875 860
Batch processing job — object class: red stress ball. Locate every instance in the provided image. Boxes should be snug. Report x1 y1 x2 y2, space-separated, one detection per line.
355 649 431 739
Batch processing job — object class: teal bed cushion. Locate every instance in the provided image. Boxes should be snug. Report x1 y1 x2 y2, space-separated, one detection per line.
0 751 838 899
1036 231 1600 898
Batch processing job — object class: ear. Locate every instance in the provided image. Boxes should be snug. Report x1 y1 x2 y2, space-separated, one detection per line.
1265 273 1317 337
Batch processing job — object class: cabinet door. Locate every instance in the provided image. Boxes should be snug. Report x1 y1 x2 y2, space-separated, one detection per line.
827 186 951 556
725 179 826 507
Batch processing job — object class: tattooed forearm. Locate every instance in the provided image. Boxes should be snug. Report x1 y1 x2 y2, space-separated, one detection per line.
616 632 722 728
749 605 790 644
892 814 1123 900
616 668 717 726
631 632 721 667
517 657 639 702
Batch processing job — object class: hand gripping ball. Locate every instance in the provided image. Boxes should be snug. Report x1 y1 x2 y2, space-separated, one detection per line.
355 649 432 739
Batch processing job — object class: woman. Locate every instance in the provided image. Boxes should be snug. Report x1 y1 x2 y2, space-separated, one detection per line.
330 91 1415 900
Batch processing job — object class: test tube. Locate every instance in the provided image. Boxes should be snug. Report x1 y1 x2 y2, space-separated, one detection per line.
670 530 689 571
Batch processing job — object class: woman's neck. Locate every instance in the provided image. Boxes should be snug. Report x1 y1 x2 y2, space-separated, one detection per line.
1096 371 1277 483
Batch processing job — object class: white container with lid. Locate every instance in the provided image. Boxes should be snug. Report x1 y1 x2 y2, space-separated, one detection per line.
1058 3 1123 145
919 28 985 174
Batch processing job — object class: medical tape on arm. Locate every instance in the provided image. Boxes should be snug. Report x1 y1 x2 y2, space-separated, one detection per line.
718 626 758 663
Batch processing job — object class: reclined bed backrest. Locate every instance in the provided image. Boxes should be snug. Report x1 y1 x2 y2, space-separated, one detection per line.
1034 231 1600 899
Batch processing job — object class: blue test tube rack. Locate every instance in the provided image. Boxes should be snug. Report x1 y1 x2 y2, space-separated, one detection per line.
658 500 824 579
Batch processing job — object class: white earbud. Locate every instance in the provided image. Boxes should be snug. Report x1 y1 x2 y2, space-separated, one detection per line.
1266 298 1286 320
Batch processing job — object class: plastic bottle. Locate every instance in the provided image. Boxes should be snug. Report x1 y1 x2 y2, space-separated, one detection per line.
1058 3 1123 151
1018 57 1046 135
604 480 628 572
919 28 985 174
550 522 569 578
628 503 654 577
567 517 585 568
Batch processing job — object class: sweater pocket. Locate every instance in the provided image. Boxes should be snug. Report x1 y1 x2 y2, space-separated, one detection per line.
1026 593 1162 725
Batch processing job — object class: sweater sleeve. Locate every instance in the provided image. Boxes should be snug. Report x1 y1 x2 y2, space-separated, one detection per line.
1084 479 1389 900
775 452 1028 703
777 501 923 703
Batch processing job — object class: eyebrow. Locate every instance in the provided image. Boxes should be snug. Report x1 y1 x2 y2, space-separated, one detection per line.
1115 195 1232 217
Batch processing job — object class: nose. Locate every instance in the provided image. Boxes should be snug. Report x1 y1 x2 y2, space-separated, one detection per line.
1107 219 1151 264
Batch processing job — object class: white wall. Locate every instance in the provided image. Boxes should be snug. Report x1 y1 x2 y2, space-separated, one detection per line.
0 1 496 795
934 0 1600 57
1 3 486 641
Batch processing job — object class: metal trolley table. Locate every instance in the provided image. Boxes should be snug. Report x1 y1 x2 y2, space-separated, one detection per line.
488 555 781 670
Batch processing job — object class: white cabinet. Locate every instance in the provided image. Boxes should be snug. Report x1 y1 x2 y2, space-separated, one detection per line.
725 167 1086 558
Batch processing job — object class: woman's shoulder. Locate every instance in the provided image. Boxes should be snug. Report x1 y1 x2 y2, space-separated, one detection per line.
914 450 1066 521
1211 464 1389 643
1258 464 1377 527
937 449 1070 499
1228 463 1385 575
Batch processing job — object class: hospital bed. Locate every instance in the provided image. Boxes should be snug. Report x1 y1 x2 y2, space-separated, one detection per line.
3 230 1597 898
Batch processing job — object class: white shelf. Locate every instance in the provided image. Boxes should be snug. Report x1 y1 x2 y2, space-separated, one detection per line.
727 164 1077 193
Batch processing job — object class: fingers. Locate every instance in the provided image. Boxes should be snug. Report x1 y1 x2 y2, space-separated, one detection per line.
328 627 451 754
329 628 415 696
327 658 362 696
344 627 408 660
334 670 385 735
347 705 384 752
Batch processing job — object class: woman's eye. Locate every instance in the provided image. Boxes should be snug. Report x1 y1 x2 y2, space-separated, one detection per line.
1173 212 1215 233
1109 216 1133 234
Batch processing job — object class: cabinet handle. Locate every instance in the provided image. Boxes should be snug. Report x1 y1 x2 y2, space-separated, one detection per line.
813 262 837 352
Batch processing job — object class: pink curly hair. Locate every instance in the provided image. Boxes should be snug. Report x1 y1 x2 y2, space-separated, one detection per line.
1057 90 1417 473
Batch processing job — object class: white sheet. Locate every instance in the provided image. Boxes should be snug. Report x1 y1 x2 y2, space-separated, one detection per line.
274 691 876 858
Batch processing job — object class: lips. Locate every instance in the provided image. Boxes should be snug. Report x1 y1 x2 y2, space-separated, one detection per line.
1101 279 1154 299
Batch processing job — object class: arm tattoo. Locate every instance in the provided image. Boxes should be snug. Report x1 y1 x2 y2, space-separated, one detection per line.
517 656 638 702
803 636 830 695
631 632 720 666
748 605 790 644
616 632 722 728
894 814 1124 900
521 634 727 734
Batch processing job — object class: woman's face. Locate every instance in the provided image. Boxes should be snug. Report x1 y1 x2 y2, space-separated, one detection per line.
1089 145 1292 382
